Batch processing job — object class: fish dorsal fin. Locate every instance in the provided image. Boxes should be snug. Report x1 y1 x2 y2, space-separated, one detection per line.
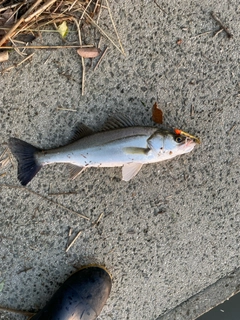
67 164 87 180
122 163 143 181
69 123 94 143
102 114 136 131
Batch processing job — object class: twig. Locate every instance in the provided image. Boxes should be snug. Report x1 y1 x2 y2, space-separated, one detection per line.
0 0 43 47
73 17 85 96
201 53 216 63
83 10 123 55
227 124 236 135
96 0 102 24
93 0 100 16
65 230 82 252
1 65 15 73
0 306 34 317
25 0 58 23
68 0 78 12
0 45 92 49
65 227 72 250
213 28 224 38
8 1 26 25
105 0 125 55
71 166 87 180
43 54 51 64
94 46 108 71
48 191 78 195
0 184 89 220
0 27 75 33
7 147 14 169
97 35 102 48
153 0 168 15
0 3 21 13
190 30 215 39
0 148 8 159
17 267 33 274
17 52 34 66
23 0 43 15
0 157 10 168
190 105 194 117
211 12 233 39
1 53 34 74
78 44 85 97
14 15 73 37
79 0 93 20
52 0 64 14
9 37 26 57
92 212 104 227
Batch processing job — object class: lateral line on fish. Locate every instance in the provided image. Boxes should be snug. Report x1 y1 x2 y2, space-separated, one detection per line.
97 133 148 146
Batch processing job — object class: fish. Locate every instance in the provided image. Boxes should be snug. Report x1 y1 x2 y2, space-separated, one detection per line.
8 114 198 186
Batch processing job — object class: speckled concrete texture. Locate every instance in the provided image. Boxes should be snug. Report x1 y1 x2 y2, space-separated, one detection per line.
157 266 240 320
0 1 239 319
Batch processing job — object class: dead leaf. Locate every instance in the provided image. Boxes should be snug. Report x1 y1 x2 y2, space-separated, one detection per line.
0 8 14 37
152 102 163 124
57 21 68 39
77 47 101 58
16 34 37 43
0 8 14 26
0 51 9 62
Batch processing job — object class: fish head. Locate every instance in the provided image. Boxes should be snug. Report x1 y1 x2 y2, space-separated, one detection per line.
171 134 197 155
148 130 197 157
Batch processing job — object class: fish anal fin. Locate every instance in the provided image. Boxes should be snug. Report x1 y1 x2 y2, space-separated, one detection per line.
102 114 136 131
123 147 149 155
122 163 143 181
69 123 94 143
68 164 87 180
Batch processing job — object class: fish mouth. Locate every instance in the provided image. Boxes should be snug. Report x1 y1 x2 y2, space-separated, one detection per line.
182 138 196 152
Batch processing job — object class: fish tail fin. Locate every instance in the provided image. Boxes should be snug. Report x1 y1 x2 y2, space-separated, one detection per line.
8 137 42 186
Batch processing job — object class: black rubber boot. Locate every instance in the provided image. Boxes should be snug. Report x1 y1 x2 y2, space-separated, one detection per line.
30 265 112 320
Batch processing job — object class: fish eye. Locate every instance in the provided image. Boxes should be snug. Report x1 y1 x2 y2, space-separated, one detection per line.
175 136 183 143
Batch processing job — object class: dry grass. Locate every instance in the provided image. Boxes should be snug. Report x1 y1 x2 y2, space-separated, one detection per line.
0 0 124 93
0 0 124 53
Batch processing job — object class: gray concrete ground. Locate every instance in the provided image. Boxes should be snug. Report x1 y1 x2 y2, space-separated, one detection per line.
0 0 239 319
158 266 240 320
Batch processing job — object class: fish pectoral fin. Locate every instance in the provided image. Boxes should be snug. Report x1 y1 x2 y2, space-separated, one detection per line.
122 163 143 181
123 147 149 155
68 164 87 180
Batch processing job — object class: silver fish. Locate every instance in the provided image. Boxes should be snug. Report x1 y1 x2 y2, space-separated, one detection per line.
8 115 198 186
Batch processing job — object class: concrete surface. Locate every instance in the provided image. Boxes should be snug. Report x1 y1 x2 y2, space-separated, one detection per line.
198 279 240 320
0 0 239 319
158 266 240 320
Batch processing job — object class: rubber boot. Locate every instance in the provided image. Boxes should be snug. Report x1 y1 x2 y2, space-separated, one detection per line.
30 265 112 320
